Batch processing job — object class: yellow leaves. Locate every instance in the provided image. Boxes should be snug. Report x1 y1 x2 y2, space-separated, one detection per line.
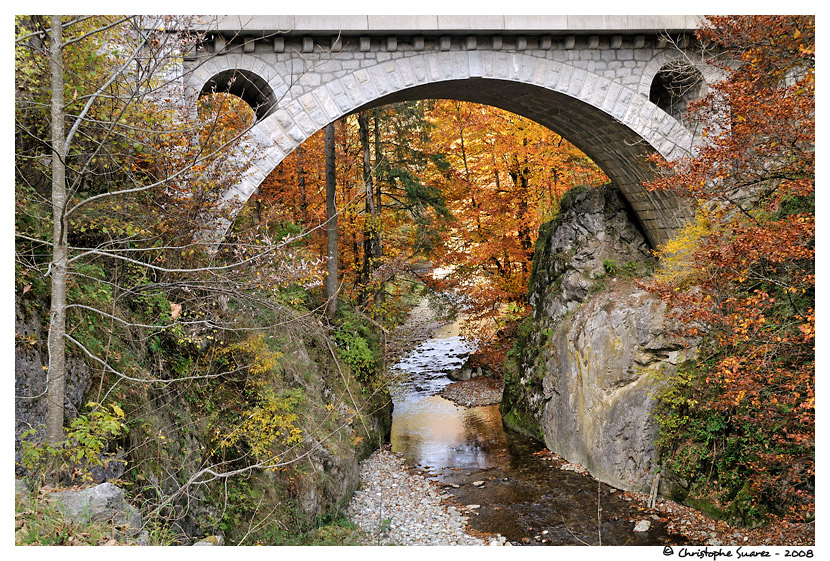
213 388 304 461
798 322 814 339
216 334 282 377
654 207 714 287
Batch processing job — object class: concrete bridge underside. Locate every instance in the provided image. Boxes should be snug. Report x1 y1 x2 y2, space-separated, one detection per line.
182 16 711 247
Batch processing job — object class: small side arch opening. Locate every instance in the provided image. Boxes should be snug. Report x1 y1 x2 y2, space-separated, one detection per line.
649 61 707 121
199 69 276 122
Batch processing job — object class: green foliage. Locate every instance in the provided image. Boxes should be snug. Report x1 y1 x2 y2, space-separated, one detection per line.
131 289 172 325
19 402 128 485
301 518 369 545
68 263 113 306
331 307 380 384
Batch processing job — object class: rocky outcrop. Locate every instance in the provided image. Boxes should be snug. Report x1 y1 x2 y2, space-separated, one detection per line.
46 482 148 545
15 298 90 474
502 184 691 493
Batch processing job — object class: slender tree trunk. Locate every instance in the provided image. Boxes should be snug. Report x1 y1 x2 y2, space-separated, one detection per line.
324 122 338 318
371 112 385 310
46 14 68 450
372 112 383 259
456 103 482 239
296 144 307 223
358 111 377 296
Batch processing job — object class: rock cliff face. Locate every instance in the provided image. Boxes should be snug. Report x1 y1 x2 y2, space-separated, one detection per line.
502 184 690 493
15 299 90 471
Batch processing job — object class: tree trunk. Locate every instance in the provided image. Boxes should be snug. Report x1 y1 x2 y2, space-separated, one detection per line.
358 111 378 296
324 122 338 319
371 112 385 310
46 14 68 450
456 103 482 239
296 144 307 223
372 112 383 258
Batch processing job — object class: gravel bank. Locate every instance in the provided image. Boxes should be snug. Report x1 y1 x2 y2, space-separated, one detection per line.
439 377 504 407
346 448 504 546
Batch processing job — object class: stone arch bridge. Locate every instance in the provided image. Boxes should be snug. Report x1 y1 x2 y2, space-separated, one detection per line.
181 15 715 247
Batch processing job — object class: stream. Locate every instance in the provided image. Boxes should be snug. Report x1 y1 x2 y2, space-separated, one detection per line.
388 317 684 546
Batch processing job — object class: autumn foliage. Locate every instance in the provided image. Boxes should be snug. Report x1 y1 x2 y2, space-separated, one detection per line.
646 16 814 525
255 101 605 332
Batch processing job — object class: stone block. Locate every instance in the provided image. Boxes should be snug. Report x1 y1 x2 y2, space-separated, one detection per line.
367 65 389 95
468 50 483 77
567 67 587 97
297 72 322 88
452 51 470 79
634 49 652 61
533 58 548 86
508 53 522 80
410 56 428 82
545 61 563 89
438 51 455 79
493 51 510 78
425 54 442 82
520 55 535 82
579 72 598 102
384 62 403 91
557 64 574 93
298 92 327 126
591 76 611 107
396 57 416 86
338 73 365 107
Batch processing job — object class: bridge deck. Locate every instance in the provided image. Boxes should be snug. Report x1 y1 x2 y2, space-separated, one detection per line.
193 15 703 36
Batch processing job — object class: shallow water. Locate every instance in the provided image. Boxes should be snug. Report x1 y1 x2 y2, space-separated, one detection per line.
389 321 683 546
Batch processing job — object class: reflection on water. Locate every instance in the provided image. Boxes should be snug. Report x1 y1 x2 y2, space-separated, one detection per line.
391 398 508 471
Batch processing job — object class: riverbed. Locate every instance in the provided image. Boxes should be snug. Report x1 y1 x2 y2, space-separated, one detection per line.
386 313 680 546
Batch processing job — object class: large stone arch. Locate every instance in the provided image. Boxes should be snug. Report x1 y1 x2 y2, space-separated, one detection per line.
195 50 698 247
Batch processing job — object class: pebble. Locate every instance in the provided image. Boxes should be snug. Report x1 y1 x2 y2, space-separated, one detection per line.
634 520 652 532
347 449 498 546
